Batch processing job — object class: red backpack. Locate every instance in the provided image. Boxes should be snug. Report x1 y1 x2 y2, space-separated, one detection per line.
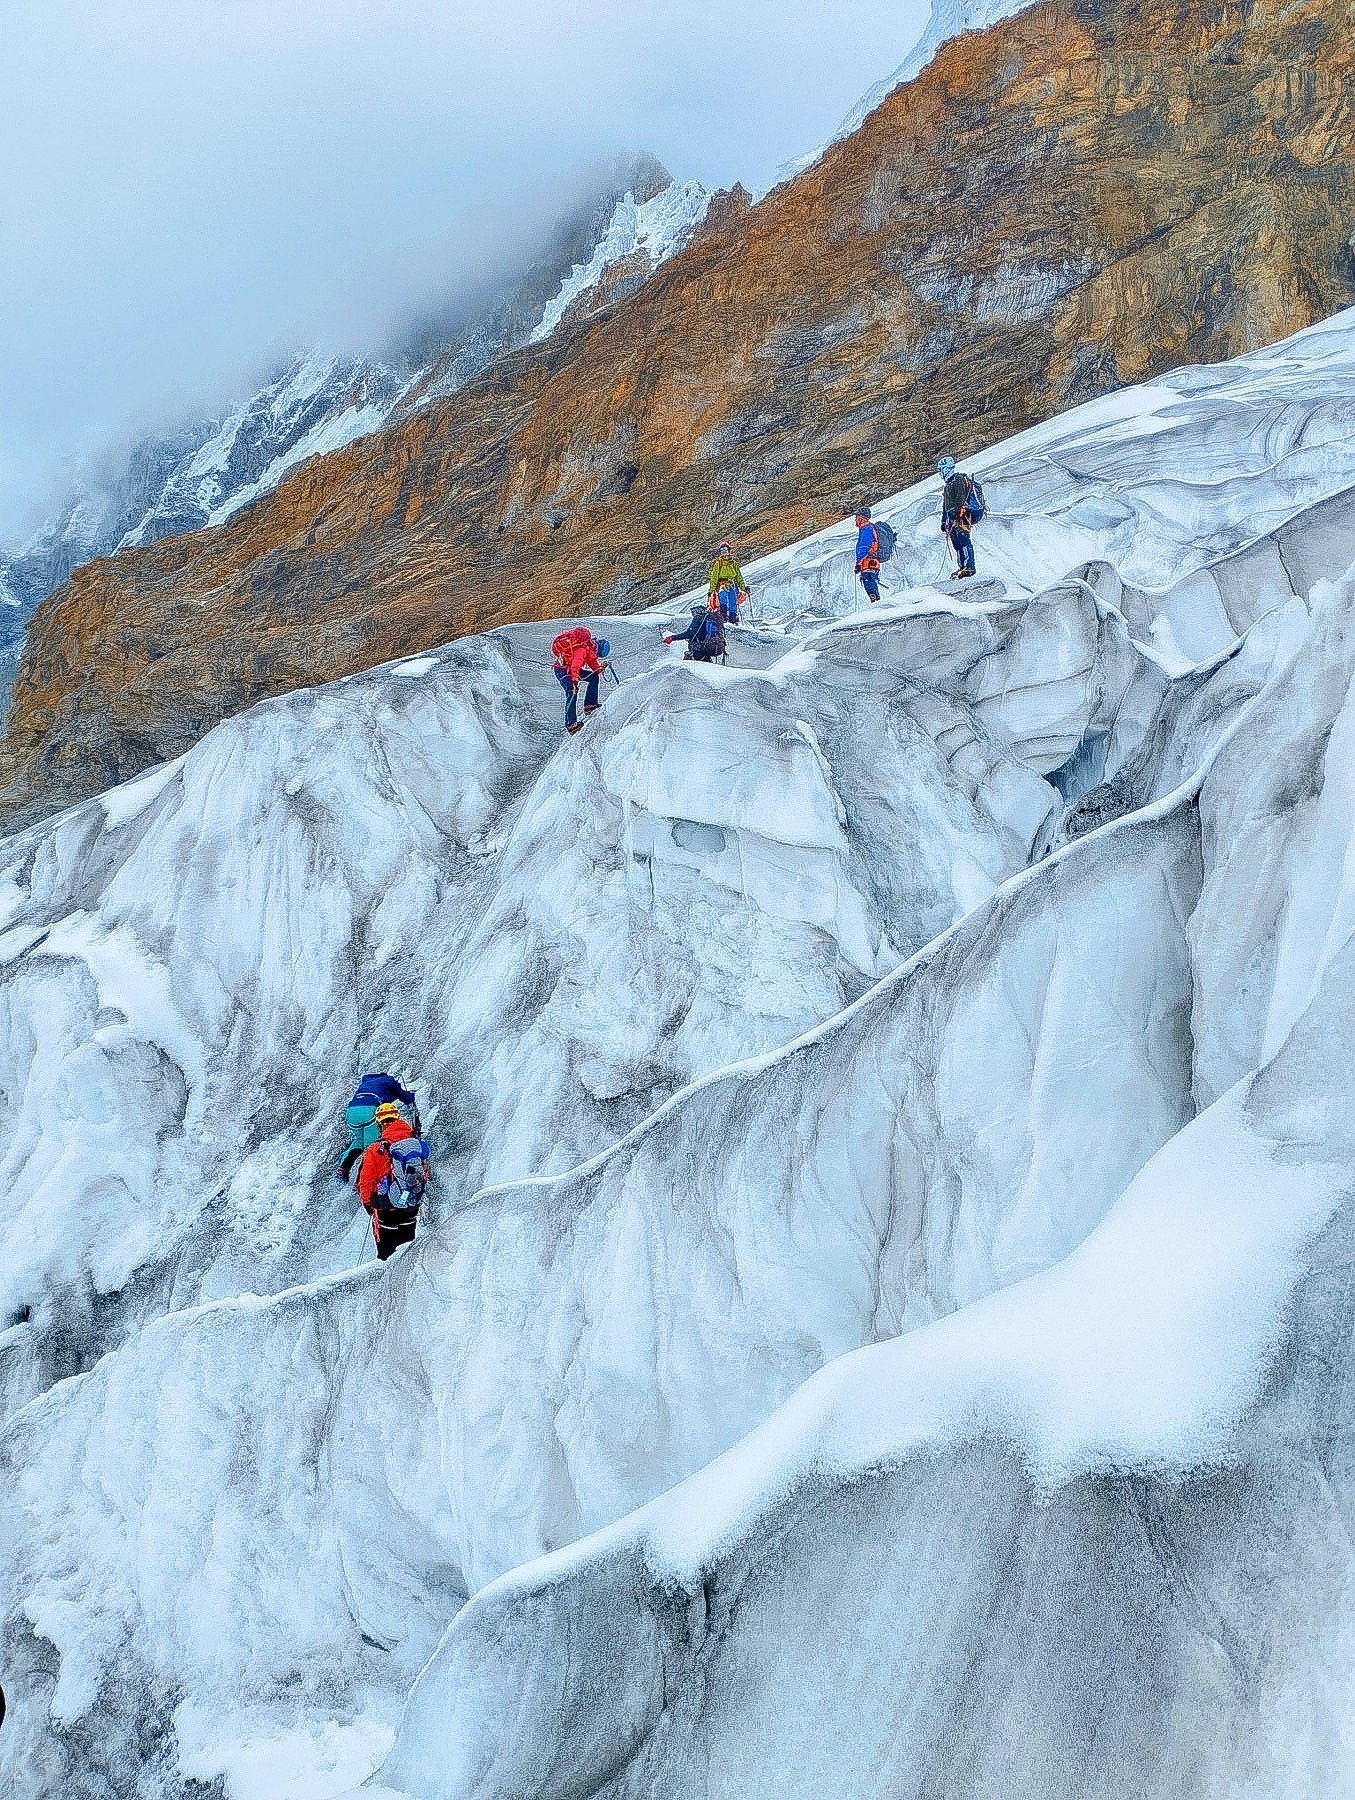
552 627 595 666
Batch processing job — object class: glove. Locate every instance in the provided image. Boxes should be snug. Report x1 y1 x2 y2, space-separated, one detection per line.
663 635 675 645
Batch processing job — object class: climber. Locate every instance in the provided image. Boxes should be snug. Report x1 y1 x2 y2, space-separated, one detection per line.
664 594 727 663
356 1100 431 1261
854 507 883 603
340 1071 418 1181
938 455 984 579
551 627 611 734
708 542 747 623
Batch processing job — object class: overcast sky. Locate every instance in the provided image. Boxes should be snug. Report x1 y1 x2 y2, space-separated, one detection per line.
0 0 932 537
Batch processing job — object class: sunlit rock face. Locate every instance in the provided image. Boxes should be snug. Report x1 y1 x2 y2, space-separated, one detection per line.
2 0 1350 830
0 153 702 726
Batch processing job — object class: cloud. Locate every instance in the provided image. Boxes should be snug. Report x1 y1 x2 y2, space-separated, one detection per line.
0 0 932 536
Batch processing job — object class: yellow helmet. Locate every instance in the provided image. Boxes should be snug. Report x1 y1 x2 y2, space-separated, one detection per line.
374 1101 403 1124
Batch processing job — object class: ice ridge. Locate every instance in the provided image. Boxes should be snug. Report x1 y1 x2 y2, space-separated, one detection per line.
3 309 1355 1797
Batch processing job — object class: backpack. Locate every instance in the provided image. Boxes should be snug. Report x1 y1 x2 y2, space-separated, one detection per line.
376 1136 430 1210
874 520 898 562
551 627 594 666
964 478 987 524
694 610 726 660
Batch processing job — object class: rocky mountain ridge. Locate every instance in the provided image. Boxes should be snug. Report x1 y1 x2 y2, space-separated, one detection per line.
0 154 705 714
1 0 1348 833
770 0 1040 186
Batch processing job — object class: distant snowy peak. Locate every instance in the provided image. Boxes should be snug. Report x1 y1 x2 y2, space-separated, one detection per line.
0 157 701 698
119 350 409 547
134 174 712 533
773 0 1039 187
530 178 711 343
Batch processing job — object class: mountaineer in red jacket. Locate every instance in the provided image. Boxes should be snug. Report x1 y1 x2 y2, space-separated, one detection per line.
551 628 612 734
356 1102 431 1261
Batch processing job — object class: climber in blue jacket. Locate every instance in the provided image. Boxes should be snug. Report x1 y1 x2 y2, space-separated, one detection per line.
340 1072 419 1180
854 508 883 603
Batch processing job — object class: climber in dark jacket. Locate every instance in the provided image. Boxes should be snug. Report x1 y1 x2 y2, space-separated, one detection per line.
938 455 977 578
664 595 726 663
352 1073 416 1110
340 1072 418 1180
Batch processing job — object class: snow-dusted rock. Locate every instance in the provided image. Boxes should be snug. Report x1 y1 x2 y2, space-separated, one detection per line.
120 352 411 546
529 180 711 343
772 0 1045 189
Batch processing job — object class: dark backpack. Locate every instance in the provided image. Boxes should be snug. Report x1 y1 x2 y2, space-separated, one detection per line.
693 610 726 660
965 478 987 524
377 1136 430 1210
874 520 898 562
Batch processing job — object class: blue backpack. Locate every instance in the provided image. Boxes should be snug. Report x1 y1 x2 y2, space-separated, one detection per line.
874 520 898 561
965 478 987 523
377 1136 431 1210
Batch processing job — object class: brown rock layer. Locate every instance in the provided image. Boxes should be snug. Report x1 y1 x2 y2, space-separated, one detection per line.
3 0 1351 826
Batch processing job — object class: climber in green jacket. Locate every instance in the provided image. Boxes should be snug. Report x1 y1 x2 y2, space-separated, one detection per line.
708 542 747 623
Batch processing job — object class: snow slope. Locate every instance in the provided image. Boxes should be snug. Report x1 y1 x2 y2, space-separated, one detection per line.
2 312 1355 1797
529 179 711 342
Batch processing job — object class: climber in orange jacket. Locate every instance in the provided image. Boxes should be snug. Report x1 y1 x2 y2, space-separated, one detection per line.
357 1102 431 1261
551 627 612 734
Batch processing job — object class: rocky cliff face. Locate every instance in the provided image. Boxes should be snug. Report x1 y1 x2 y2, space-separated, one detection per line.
2 0 1350 828
0 154 701 722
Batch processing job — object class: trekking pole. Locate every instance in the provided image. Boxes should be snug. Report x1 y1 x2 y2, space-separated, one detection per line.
607 663 620 686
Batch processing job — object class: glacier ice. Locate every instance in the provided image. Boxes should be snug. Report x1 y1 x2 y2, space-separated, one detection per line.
1 311 1355 1797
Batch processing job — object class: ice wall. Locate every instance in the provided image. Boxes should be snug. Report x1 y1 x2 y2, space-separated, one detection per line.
0 569 1181 1427
3 312 1355 1799
719 309 1355 656
386 573 1355 1800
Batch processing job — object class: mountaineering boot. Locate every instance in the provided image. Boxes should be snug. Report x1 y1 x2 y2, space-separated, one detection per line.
566 721 584 735
956 567 976 579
